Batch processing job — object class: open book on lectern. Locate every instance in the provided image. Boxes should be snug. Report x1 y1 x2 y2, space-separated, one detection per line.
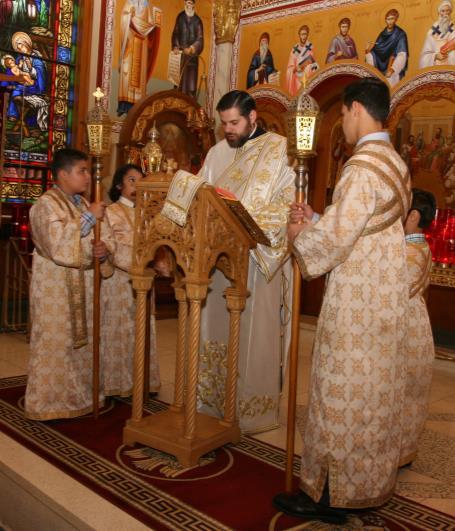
160 169 271 247
214 187 271 247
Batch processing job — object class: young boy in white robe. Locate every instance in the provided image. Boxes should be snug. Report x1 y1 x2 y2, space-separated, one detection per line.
101 164 160 397
400 188 436 466
26 148 111 420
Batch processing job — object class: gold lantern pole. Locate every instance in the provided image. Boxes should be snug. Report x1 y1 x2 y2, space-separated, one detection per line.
86 87 112 419
284 89 321 491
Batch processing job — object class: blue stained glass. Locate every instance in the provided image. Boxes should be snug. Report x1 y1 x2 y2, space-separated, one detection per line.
0 0 80 204
57 46 71 64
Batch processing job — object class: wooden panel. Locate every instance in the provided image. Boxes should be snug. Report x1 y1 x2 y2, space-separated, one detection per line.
427 284 455 332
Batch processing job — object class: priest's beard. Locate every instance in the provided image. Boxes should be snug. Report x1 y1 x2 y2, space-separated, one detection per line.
185 6 195 17
438 15 451 37
225 119 254 148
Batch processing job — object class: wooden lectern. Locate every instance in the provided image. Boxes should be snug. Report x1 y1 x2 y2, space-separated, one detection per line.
123 175 261 466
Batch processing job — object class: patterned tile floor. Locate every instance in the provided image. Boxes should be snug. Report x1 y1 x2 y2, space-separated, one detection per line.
0 318 454 527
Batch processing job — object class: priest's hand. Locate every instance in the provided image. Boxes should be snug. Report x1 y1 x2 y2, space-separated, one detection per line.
289 202 313 223
92 239 109 261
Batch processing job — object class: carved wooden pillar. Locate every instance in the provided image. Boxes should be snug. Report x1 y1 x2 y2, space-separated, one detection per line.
124 187 251 465
222 287 247 426
183 280 209 440
171 284 188 412
130 272 155 423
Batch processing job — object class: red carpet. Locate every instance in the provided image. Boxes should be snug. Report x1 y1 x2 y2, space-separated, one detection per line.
1 376 454 530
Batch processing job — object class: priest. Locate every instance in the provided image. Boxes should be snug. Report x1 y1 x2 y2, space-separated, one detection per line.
197 90 295 433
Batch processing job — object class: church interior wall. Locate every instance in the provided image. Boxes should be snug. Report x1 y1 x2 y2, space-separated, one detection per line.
234 0 453 93
230 0 454 335
102 0 214 119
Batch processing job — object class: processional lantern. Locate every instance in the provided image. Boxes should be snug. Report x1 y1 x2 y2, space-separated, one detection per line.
141 121 163 175
85 87 112 420
283 86 321 492
86 87 112 160
286 88 321 193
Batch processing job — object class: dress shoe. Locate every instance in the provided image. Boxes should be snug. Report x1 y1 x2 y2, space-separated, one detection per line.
273 490 347 524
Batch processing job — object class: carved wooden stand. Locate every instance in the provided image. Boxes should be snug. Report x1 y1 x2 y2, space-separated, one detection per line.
123 176 255 467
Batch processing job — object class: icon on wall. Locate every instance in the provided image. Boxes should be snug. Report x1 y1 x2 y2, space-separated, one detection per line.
286 25 319 96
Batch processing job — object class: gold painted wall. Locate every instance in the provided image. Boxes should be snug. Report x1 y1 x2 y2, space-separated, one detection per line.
109 0 213 115
237 0 452 94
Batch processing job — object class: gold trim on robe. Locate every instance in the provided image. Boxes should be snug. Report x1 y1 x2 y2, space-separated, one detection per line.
101 201 160 397
399 240 434 467
197 132 295 433
25 188 112 420
293 140 411 508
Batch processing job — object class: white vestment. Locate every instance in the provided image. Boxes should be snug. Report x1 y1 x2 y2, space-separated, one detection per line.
197 131 295 433
419 22 455 67
400 237 434 465
101 198 160 397
293 139 412 507
118 0 156 105
26 188 113 420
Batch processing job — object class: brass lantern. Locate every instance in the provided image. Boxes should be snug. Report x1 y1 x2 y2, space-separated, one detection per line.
84 87 112 420
141 122 163 175
282 86 321 494
286 89 322 200
86 87 112 157
286 89 321 160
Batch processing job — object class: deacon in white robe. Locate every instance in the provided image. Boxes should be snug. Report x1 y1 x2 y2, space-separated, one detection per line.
293 136 411 507
274 79 411 521
197 90 295 433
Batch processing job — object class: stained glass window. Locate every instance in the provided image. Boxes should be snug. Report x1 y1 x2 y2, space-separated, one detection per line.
0 0 79 204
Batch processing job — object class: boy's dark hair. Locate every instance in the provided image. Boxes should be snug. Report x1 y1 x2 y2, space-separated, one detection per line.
108 163 143 202
51 148 88 179
342 77 390 125
216 90 256 117
411 188 436 229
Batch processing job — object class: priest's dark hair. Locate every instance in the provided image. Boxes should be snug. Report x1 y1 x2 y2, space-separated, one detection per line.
216 90 256 118
342 77 390 126
51 148 88 180
410 188 436 229
109 163 144 202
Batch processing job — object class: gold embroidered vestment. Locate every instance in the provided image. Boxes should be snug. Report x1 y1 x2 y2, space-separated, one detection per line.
197 132 295 433
293 140 412 508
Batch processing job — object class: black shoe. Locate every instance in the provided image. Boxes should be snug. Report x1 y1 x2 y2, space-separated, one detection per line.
273 491 347 525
